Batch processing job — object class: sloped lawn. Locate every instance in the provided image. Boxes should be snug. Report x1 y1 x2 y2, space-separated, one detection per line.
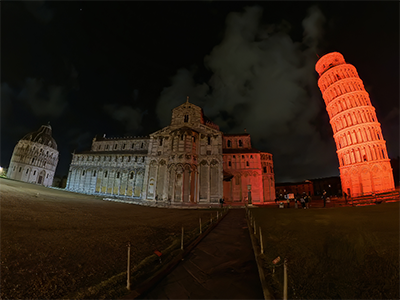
250 203 399 299
1 178 219 299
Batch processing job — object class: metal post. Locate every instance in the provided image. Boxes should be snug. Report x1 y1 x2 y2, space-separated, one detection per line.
181 226 184 250
127 242 131 290
260 227 263 254
199 218 202 234
283 259 288 300
253 219 256 235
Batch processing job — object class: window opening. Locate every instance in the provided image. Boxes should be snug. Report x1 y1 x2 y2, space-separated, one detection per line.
227 140 231 147
208 137 211 145
184 115 189 122
239 140 243 147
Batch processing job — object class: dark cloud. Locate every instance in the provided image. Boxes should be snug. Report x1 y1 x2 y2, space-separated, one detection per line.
104 104 143 134
16 78 68 118
1 83 14 119
156 6 337 181
23 0 54 24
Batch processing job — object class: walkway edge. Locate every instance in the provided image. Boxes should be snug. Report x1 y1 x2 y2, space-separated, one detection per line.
246 215 274 300
121 209 230 299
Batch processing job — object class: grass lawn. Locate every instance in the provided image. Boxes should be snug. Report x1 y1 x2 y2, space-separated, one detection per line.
1 178 220 299
250 203 399 299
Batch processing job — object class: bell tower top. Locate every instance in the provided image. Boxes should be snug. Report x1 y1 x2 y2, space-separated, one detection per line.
315 52 346 77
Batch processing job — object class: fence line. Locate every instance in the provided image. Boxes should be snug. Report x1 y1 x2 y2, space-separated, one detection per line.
247 208 288 299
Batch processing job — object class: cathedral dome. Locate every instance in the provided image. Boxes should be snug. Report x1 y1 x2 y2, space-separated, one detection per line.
21 124 58 150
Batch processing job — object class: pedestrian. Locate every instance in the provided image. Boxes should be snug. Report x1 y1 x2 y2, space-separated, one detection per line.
286 198 290 208
300 197 305 209
305 194 310 209
294 197 298 209
343 192 347 204
322 190 327 207
219 198 224 208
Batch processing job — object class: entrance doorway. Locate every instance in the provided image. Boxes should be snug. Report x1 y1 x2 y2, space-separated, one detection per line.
38 170 46 185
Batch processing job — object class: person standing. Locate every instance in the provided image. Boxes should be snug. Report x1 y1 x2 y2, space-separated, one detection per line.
300 194 306 209
305 194 310 209
343 192 347 204
322 190 327 208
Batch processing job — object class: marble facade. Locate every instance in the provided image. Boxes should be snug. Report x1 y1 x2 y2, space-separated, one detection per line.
66 99 275 205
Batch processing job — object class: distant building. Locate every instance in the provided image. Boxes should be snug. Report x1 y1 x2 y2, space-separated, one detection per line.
66 98 275 205
309 176 342 196
276 177 342 197
275 181 314 197
7 124 59 187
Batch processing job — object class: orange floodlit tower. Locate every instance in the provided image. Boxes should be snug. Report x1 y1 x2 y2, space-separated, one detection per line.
315 52 395 197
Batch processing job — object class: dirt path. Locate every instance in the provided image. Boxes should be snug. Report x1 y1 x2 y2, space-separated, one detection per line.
140 209 264 299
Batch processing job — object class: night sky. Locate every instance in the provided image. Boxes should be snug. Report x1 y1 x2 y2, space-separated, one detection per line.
2 1 399 183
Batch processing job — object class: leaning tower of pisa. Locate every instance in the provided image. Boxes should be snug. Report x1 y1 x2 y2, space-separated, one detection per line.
315 52 394 197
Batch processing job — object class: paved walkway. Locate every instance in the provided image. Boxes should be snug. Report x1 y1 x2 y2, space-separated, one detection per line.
139 209 264 299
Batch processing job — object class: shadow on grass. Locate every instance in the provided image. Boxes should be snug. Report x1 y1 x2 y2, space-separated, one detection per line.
260 231 399 299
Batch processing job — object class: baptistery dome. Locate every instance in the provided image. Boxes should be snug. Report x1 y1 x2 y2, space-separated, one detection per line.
21 124 58 151
7 124 59 187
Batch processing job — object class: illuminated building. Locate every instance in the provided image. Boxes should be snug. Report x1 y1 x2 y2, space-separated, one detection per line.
222 134 275 203
315 52 395 197
66 98 275 205
7 124 59 186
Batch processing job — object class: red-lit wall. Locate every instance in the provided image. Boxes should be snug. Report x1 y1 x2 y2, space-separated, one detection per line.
315 52 395 197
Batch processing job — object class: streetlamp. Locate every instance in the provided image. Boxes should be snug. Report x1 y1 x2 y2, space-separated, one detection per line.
247 184 252 204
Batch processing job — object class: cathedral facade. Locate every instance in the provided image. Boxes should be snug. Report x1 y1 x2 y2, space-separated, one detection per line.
66 99 275 205
7 124 59 187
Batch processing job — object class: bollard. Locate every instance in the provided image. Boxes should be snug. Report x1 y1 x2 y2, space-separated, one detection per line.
260 227 263 254
199 218 202 234
126 242 131 290
283 259 288 300
181 226 184 250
